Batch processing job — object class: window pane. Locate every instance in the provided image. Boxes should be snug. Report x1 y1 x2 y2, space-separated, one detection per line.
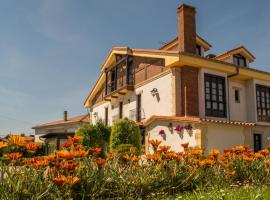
204 73 226 118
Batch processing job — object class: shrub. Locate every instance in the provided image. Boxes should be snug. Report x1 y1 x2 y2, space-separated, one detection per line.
110 118 142 151
75 120 110 151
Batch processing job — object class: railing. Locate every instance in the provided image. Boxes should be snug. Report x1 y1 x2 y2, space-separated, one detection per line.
105 56 134 96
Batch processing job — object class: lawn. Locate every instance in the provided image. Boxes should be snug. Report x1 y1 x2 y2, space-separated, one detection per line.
171 186 270 200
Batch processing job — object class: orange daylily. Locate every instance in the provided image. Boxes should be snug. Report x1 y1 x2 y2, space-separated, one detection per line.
158 146 171 153
23 142 41 151
32 160 49 168
0 142 7 149
57 151 75 160
148 139 162 148
96 159 106 166
226 170 236 176
3 152 22 160
62 162 78 171
8 135 24 146
181 142 189 149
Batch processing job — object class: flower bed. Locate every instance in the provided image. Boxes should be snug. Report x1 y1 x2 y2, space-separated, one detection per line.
1 136 270 199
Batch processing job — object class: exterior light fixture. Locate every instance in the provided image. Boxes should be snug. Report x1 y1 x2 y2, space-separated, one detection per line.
150 88 158 97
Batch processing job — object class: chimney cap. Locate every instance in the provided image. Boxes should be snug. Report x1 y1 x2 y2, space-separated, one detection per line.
177 4 196 12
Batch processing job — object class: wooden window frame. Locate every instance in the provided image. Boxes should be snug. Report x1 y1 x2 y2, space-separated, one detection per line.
204 73 227 118
233 54 247 67
256 84 270 122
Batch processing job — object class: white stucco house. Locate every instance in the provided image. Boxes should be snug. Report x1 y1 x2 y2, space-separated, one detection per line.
83 4 270 153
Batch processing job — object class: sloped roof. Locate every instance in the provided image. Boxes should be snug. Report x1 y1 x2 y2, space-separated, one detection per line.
140 115 256 127
32 114 90 129
159 34 212 51
215 46 256 62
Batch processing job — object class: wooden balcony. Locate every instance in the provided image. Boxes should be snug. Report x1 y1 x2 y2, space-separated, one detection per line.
104 55 134 100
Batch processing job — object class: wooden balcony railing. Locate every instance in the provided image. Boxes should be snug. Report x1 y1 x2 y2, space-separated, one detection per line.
105 55 134 98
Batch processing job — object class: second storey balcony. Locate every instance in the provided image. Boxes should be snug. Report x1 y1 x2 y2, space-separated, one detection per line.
104 55 134 100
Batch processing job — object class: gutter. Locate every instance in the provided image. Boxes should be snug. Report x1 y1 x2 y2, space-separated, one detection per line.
227 65 240 121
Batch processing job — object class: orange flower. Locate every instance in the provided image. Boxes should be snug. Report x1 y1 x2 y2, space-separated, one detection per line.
266 160 270 166
96 159 106 166
164 152 177 160
181 143 189 149
199 159 214 167
243 156 254 162
232 146 246 153
71 136 83 144
24 142 41 151
74 145 84 151
64 176 80 186
32 160 48 168
148 139 162 148
57 151 74 160
52 176 66 187
0 142 7 149
254 153 264 160
52 176 80 187
146 153 161 161
158 146 171 153
89 147 102 156
124 154 140 162
61 140 73 149
8 135 24 146
259 149 269 156
62 162 78 171
3 152 22 160
73 150 88 157
209 149 220 159
44 155 56 162
189 149 203 156
226 170 236 176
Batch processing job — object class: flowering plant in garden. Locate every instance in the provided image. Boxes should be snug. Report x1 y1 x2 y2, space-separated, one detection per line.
1 135 270 199
159 129 166 136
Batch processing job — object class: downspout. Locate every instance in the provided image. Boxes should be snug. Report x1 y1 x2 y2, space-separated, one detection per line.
227 65 240 121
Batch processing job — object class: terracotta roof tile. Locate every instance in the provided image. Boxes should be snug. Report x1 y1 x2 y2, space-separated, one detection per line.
32 114 90 129
140 115 256 127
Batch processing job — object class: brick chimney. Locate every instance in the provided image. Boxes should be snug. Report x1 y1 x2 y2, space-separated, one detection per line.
177 4 196 54
63 111 68 121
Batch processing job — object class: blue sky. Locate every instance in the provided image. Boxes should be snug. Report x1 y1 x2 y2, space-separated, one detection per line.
0 0 270 135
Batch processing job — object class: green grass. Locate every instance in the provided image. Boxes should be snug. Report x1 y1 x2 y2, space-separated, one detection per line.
157 186 270 200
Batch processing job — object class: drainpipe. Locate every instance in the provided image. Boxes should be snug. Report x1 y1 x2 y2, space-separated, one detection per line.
227 65 240 121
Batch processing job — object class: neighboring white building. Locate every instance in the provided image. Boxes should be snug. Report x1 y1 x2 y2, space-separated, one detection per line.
84 4 270 153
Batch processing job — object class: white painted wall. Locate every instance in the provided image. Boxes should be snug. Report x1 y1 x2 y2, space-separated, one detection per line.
91 72 173 125
146 120 198 152
136 73 173 120
204 124 246 152
229 80 247 121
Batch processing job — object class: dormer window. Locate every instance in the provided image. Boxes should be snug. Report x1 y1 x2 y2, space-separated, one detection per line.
196 45 202 56
233 54 247 67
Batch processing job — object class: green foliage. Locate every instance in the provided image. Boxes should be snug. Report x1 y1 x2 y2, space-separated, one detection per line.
75 120 110 150
110 118 142 151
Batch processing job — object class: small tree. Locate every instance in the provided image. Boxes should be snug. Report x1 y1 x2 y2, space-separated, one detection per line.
110 118 142 152
75 120 110 152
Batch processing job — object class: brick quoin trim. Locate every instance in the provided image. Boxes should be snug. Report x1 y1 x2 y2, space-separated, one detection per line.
181 66 199 116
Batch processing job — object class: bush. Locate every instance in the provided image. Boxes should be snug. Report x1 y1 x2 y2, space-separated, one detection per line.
75 120 110 151
110 118 142 151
